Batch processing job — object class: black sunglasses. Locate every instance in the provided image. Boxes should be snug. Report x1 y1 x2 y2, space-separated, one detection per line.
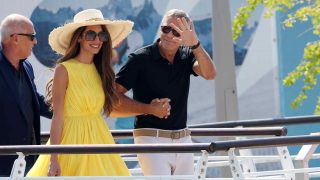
11 33 36 41
161 26 180 37
84 30 109 42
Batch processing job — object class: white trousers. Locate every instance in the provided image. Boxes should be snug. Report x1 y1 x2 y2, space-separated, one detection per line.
134 135 194 176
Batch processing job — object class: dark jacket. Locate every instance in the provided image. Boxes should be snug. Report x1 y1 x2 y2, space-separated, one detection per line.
0 51 52 176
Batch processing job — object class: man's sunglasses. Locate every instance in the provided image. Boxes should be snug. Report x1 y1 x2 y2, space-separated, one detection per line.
84 30 109 42
161 26 180 37
10 33 36 41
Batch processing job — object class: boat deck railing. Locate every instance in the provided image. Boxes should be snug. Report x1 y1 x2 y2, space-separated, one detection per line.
2 115 320 180
1 133 320 180
40 126 287 144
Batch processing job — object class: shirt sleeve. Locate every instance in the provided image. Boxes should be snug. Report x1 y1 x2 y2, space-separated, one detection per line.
116 53 143 91
24 60 52 118
188 48 198 77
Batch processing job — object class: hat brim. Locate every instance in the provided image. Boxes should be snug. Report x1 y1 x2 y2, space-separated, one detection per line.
49 20 134 55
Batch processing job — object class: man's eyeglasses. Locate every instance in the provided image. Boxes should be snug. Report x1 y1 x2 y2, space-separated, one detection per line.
10 33 36 41
161 26 180 37
84 30 109 42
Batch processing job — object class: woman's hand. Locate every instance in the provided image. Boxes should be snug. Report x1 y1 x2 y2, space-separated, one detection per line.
48 155 61 176
150 98 171 119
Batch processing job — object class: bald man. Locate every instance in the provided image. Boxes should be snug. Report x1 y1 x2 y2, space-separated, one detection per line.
0 14 52 176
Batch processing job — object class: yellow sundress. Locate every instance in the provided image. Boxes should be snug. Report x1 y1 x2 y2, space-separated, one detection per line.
27 59 130 176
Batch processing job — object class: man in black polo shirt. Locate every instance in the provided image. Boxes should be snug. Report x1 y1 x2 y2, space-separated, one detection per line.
116 9 216 176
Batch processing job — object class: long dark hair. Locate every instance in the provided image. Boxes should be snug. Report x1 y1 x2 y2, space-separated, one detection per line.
46 25 119 115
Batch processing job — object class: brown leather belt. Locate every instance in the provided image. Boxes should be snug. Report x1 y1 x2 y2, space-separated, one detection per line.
133 128 191 139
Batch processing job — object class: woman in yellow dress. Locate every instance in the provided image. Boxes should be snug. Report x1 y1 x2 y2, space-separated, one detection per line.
27 9 135 176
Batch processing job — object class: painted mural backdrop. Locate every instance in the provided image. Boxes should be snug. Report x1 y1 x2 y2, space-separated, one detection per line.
31 0 256 68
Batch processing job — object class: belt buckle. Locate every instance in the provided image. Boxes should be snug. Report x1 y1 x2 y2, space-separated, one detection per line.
171 131 181 139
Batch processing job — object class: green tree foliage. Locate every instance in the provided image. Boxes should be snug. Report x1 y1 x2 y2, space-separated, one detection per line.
233 0 320 114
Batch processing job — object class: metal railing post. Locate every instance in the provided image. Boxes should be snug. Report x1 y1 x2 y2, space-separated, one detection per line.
194 150 209 180
236 129 257 176
277 146 295 180
293 133 319 180
10 152 26 179
228 148 245 180
294 144 318 180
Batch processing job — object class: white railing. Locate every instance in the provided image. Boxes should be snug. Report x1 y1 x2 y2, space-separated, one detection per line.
1 133 320 180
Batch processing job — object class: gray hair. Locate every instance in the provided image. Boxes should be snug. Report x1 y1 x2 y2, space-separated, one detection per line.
0 14 32 43
161 9 191 25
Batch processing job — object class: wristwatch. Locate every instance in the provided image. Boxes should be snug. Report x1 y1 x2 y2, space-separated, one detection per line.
190 41 200 50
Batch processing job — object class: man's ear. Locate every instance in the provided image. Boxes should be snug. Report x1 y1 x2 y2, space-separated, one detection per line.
10 34 18 42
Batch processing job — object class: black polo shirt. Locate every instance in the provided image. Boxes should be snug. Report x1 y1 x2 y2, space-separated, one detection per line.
116 39 197 130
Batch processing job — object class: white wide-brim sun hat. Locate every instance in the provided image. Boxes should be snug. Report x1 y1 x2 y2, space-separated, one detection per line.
49 9 134 55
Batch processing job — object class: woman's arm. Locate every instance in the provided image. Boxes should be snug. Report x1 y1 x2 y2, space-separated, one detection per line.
48 64 68 176
110 83 170 118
